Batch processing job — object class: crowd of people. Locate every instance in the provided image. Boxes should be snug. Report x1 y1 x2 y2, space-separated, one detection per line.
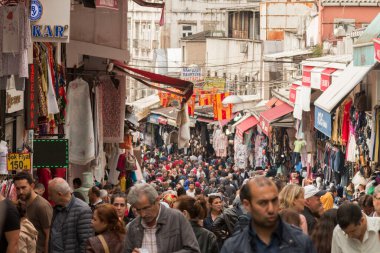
1 148 380 253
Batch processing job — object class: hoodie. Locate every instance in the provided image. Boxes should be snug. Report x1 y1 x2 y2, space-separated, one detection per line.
18 218 38 253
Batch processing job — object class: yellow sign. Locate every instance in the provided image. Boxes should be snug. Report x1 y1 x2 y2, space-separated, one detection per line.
7 153 32 171
204 77 226 90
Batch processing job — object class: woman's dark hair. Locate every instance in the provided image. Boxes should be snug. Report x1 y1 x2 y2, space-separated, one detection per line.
175 195 207 220
17 201 27 218
95 204 126 236
176 187 186 197
358 194 374 209
208 194 222 205
111 192 126 205
311 209 338 253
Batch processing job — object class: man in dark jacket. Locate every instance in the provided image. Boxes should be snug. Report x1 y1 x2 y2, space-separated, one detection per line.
221 176 316 253
48 177 93 253
124 183 200 253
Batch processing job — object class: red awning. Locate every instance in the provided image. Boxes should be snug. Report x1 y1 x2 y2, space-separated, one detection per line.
302 66 314 87
374 38 380 63
113 61 193 101
196 117 214 123
259 103 293 135
265 97 284 108
236 116 259 139
320 68 337 91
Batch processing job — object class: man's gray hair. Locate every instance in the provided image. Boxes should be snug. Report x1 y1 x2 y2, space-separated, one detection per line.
127 183 158 206
374 184 380 195
49 177 71 194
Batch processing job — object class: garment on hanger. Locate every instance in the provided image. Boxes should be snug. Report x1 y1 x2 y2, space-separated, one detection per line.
65 78 95 165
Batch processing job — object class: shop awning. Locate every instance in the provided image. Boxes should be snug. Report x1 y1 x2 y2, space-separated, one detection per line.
126 94 160 121
148 114 168 125
113 61 193 101
236 116 259 139
196 117 215 123
314 62 374 113
259 103 294 135
265 97 284 108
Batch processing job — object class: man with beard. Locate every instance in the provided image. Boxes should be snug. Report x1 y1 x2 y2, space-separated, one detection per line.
221 176 316 253
14 172 53 253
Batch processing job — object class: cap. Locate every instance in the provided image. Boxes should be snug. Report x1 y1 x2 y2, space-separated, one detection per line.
304 185 326 199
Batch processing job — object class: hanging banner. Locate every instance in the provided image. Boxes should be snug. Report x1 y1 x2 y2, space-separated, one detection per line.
30 0 71 42
25 64 39 130
320 68 336 91
181 66 202 83
374 38 380 63
289 82 300 103
314 106 332 137
302 66 314 87
96 0 118 10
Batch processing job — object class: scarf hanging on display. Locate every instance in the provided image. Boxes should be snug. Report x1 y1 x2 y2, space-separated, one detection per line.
65 78 95 165
99 75 126 143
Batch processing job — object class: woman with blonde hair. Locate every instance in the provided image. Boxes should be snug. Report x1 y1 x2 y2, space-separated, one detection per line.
279 184 308 234
86 204 126 253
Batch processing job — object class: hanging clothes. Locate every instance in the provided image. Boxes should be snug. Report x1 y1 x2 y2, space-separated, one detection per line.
65 78 95 165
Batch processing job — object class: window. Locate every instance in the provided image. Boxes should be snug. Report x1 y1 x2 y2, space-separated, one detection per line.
182 25 194 38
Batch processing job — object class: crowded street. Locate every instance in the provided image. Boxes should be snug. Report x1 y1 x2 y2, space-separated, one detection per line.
1 0 380 253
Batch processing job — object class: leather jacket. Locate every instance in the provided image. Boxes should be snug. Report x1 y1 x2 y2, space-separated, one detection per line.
221 217 317 253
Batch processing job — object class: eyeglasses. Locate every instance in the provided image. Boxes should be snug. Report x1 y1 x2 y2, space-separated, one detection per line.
373 195 380 200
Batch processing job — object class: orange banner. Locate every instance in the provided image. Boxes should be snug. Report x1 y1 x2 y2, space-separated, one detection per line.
213 92 232 121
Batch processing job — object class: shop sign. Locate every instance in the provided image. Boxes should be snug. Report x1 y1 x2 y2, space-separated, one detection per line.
96 0 119 10
7 153 31 171
302 66 314 87
25 64 40 130
374 38 380 63
6 89 24 113
30 0 70 43
204 77 226 90
259 116 270 136
181 66 202 85
314 106 332 137
33 139 69 168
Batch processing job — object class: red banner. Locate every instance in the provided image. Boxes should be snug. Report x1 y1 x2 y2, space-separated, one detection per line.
289 84 298 103
320 68 336 91
374 38 380 63
259 115 270 136
25 64 39 129
302 66 314 87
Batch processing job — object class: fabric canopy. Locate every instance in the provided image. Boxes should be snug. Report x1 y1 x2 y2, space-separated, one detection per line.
259 103 294 135
374 38 380 62
314 62 374 113
236 116 259 139
113 61 193 101
132 0 165 26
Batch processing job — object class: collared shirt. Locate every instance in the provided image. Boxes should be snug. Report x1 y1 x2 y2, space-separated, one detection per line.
332 216 380 253
140 206 162 253
248 221 282 253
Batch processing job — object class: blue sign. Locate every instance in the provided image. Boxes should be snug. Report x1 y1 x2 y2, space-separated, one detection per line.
30 0 43 22
314 106 332 137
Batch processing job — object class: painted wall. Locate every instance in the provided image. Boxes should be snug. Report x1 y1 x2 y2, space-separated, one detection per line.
320 6 380 42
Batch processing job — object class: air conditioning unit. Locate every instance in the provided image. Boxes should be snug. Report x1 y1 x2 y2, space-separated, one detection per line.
240 43 248 54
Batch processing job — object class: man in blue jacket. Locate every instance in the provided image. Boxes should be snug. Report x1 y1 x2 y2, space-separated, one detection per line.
221 176 316 253
48 177 93 253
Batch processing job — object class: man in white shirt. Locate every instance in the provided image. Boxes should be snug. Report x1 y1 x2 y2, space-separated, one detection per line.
372 184 380 217
332 202 380 253
186 182 196 197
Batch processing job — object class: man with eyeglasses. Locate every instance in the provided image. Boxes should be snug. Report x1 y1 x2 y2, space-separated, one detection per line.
124 183 200 253
372 184 380 217
332 202 380 253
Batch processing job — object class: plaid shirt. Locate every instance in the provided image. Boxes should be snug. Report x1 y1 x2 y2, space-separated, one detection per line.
140 206 162 253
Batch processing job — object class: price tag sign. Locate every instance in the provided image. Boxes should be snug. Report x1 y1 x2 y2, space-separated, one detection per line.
7 153 32 171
